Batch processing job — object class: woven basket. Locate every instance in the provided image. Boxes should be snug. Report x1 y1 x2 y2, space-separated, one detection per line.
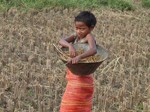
53 43 108 76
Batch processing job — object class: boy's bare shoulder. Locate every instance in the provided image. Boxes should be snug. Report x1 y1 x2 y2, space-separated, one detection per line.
86 33 95 39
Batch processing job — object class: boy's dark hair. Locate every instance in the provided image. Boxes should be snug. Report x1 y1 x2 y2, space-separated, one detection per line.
75 11 97 28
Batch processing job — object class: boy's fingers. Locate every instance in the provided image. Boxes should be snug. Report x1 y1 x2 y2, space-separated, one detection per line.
73 52 76 57
71 52 74 56
67 59 72 64
74 51 77 56
70 52 76 57
71 59 75 64
72 58 78 64
70 52 73 57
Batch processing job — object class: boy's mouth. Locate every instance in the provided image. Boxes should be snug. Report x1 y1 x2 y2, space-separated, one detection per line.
77 34 83 38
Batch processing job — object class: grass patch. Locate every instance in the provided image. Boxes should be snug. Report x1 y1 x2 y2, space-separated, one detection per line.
0 0 136 11
108 0 135 11
142 0 150 8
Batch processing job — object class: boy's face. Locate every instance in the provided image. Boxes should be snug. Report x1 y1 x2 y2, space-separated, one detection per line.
75 21 93 38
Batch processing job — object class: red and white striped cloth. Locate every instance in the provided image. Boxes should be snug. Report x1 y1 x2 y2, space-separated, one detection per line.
60 69 94 112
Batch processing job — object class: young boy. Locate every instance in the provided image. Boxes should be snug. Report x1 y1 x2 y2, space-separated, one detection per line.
59 11 97 112
59 11 97 64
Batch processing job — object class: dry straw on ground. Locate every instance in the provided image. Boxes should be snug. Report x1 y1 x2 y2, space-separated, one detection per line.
0 7 150 112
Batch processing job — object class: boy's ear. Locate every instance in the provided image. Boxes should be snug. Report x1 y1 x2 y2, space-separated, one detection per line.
90 26 94 31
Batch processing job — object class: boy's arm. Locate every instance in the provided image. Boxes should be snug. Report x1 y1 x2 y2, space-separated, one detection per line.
79 34 97 59
59 34 77 57
70 34 97 64
59 34 75 48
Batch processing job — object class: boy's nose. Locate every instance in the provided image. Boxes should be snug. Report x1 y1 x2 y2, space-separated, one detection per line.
77 29 81 34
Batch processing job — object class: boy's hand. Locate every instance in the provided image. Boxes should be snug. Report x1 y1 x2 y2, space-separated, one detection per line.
68 44 76 57
70 55 81 64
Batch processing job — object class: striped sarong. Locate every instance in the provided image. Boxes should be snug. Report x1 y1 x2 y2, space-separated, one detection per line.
60 69 94 112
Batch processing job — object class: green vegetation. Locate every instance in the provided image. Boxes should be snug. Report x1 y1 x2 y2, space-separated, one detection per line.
0 0 133 11
142 0 150 8
0 0 149 12
107 0 134 11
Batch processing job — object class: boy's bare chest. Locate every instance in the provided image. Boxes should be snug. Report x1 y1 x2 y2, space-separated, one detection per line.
75 37 88 44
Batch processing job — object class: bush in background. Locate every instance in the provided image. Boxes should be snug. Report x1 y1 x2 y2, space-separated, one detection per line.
0 0 149 12
108 0 135 11
0 0 133 10
142 0 150 8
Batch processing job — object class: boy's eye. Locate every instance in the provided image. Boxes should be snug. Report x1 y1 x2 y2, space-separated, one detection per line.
81 28 85 30
76 28 85 30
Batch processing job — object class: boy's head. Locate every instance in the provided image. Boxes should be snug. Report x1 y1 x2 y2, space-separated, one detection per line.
75 11 97 28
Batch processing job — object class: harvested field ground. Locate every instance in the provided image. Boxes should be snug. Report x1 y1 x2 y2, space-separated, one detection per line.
0 7 150 112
